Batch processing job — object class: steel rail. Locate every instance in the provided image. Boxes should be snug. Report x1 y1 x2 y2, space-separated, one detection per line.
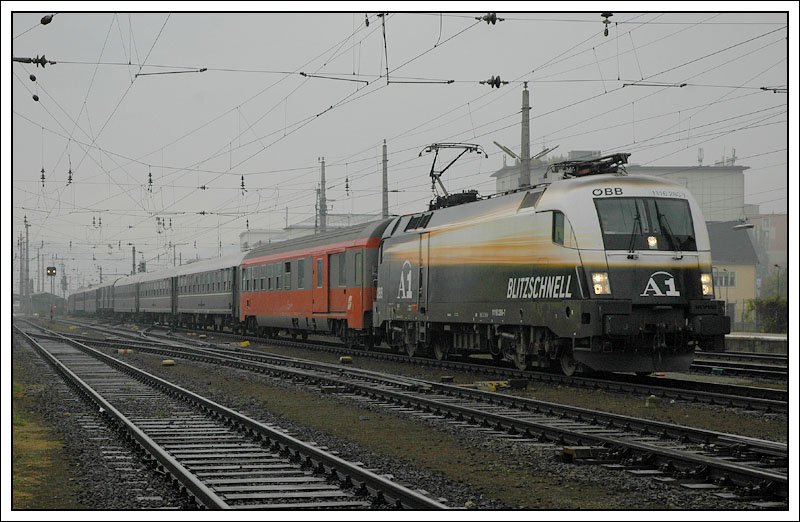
56 323 788 498
20 322 448 510
13 324 228 509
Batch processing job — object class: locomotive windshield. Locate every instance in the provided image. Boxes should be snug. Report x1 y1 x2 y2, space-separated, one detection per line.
594 197 697 251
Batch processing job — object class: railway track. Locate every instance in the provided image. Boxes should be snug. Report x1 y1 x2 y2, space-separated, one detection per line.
691 351 788 380
60 318 787 414
43 320 788 505
14 321 448 510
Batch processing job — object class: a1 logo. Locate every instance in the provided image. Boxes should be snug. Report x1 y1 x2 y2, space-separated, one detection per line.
640 271 680 297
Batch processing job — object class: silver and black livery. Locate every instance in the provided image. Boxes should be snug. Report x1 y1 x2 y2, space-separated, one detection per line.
373 153 729 375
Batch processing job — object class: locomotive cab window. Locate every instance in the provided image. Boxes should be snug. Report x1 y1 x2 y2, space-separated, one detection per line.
551 211 577 248
595 197 697 251
552 211 565 245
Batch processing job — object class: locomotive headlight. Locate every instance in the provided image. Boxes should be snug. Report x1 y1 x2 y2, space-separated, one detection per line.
701 273 713 296
647 236 658 249
592 272 611 295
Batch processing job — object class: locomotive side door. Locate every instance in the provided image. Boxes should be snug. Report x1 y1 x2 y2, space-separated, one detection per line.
418 233 429 315
312 255 329 313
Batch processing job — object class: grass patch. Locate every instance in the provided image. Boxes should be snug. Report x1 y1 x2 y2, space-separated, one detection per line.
12 378 82 509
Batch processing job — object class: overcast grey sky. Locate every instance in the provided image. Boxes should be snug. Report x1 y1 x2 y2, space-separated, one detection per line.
6 4 795 292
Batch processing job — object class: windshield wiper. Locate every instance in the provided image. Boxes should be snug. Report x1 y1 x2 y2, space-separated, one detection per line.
657 206 683 260
627 207 641 259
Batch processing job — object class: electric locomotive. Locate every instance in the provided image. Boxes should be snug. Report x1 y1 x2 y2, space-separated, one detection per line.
373 153 729 375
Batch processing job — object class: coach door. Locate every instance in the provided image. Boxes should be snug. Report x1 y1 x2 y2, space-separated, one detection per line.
312 255 329 313
417 233 429 315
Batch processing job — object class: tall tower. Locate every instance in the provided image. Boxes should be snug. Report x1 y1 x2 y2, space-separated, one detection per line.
519 82 531 188
382 140 389 218
319 157 327 233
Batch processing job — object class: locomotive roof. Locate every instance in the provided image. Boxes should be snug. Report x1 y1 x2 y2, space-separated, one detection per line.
386 173 702 238
243 219 393 262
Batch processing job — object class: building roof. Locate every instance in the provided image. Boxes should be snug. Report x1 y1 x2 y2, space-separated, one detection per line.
706 221 760 265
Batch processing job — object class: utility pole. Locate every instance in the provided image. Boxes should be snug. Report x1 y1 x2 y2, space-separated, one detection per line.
24 216 31 310
520 82 531 188
60 260 66 298
382 139 389 218
18 233 24 300
99 266 103 284
319 157 327 233
37 246 41 292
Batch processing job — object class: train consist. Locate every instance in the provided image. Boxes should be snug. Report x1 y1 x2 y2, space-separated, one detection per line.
68 154 729 375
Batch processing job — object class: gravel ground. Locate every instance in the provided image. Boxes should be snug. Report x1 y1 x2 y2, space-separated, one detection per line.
115 343 768 511
12 334 196 510
15 321 785 511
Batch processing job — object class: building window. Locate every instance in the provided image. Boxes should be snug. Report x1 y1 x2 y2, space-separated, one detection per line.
714 271 736 288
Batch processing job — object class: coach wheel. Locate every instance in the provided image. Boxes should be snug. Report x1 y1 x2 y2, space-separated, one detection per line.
301 331 308 341
433 340 448 361
559 349 577 377
404 342 416 358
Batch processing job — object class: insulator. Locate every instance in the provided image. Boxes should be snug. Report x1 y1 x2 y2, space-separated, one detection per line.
365 13 369 27
33 94 39 102
40 167 45 186
92 217 96 226
67 167 72 185
601 12 613 37
41 14 53 25
29 74 36 81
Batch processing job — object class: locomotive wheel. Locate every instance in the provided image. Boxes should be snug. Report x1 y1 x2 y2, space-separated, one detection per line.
513 343 528 371
405 342 416 357
433 340 448 361
559 349 577 377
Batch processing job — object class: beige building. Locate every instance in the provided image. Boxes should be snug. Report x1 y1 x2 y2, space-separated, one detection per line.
706 221 760 329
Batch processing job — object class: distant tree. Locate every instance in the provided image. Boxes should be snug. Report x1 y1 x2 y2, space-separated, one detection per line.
760 268 786 298
745 296 787 333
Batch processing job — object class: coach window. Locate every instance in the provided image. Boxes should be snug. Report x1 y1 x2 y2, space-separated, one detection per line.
317 258 323 288
355 252 363 286
338 253 347 287
284 262 291 290
297 258 305 289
